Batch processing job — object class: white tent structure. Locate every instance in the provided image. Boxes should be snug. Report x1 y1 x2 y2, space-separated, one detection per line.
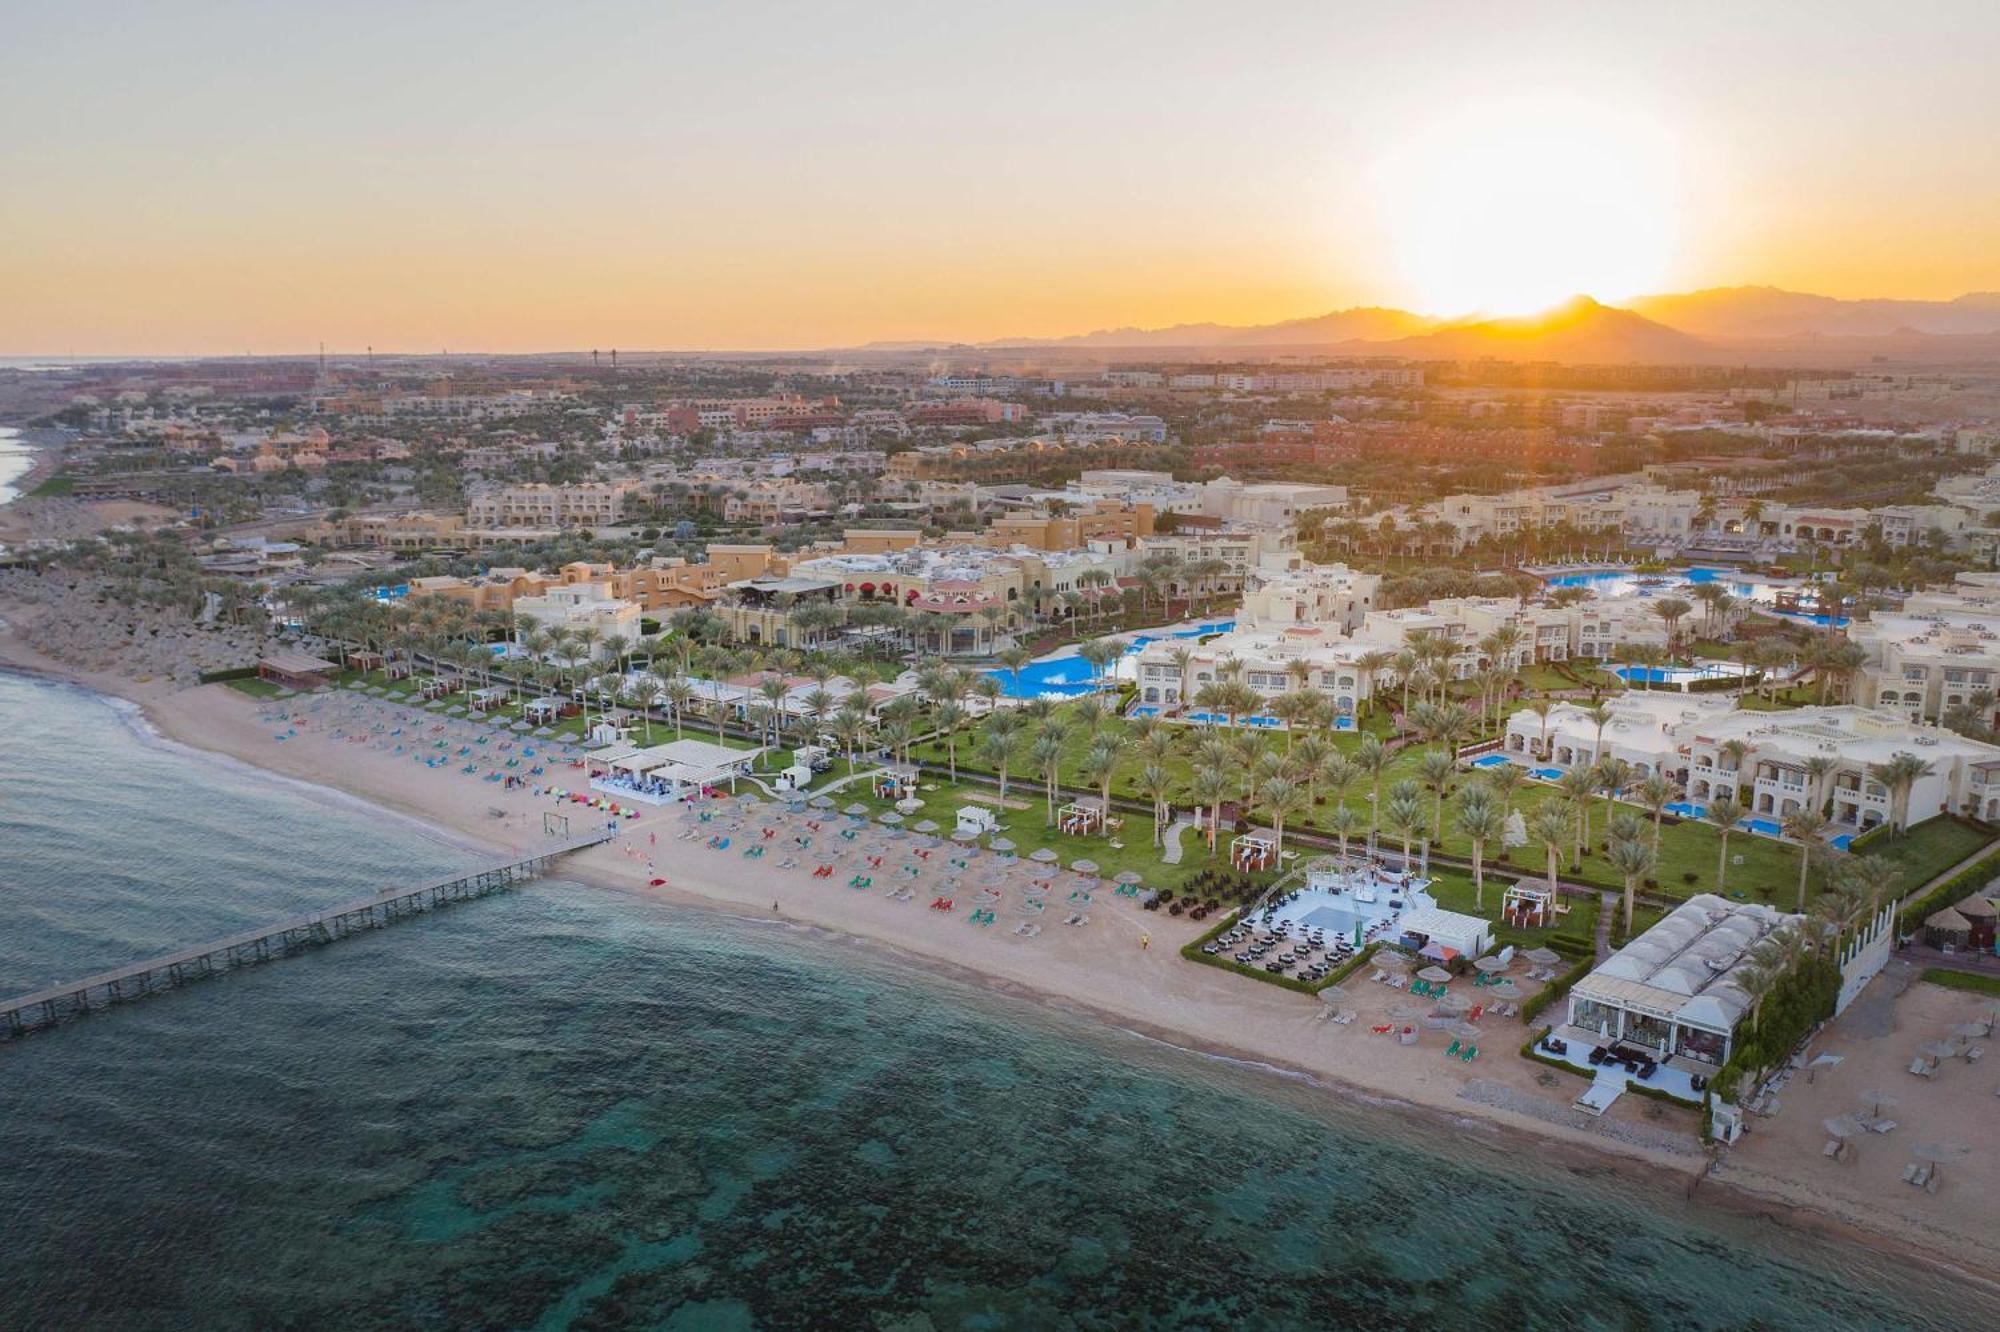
589 738 764 804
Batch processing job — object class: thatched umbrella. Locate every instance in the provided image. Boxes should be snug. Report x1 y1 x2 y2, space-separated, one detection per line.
1416 965 1453 985
989 836 1016 852
878 811 905 825
1857 1089 1898 1119
1948 1021 1988 1041
1483 979 1527 1004
1376 951 1411 972
951 828 978 844
1822 1114 1864 1162
810 795 836 809
1447 1020 1484 1044
1115 870 1145 886
1912 1141 1969 1188
1474 955 1510 976
1029 848 1059 864
1432 991 1473 1016
1072 858 1100 875
913 819 940 834
844 802 870 817
1523 947 1563 968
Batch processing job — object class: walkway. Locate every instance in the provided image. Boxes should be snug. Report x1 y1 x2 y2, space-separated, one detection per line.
1161 818 1195 866
1595 890 1617 962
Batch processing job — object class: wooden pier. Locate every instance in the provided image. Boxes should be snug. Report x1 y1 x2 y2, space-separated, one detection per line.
0 829 614 1041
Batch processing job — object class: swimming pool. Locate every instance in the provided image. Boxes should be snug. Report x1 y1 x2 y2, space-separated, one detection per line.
1664 800 1707 819
1186 711 1283 729
1469 754 1513 769
1742 817 1783 837
1332 716 1356 732
1530 767 1564 782
1542 567 1847 627
985 622 1235 699
1613 662 1754 687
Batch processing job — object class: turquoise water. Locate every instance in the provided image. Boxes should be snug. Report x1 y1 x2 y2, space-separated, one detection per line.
986 621 1232 699
0 672 1994 1328
1543 567 1847 628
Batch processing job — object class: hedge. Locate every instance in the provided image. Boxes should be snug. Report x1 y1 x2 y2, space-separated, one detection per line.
1917 968 2000 997
1178 913 1382 997
1521 953 1595 1025
1894 844 2000 936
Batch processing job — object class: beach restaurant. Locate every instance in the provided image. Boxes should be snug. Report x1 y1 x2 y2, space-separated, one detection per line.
587 738 763 804
1561 894 1800 1068
255 651 339 691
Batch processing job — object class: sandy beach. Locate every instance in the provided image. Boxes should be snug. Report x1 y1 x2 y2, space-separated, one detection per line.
1 605 1996 1289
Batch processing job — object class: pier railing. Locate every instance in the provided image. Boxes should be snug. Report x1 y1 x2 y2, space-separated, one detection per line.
0 828 613 1041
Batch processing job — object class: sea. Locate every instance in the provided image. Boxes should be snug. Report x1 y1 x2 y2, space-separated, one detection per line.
0 670 1992 1330
0 426 35 505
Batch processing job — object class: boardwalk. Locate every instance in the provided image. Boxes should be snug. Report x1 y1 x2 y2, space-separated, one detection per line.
0 829 613 1040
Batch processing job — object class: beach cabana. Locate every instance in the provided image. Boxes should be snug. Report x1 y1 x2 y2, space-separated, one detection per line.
1954 895 1996 951
1057 799 1105 837
1501 880 1556 930
955 806 1000 839
256 651 339 691
468 685 511 713
875 767 917 802
524 697 563 724
1231 832 1277 873
1923 905 1972 951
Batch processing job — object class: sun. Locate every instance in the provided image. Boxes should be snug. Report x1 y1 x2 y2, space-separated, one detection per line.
1368 97 1682 317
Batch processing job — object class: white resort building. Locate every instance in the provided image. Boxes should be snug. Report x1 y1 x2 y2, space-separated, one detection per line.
1502 696 2000 830
1564 895 1803 1068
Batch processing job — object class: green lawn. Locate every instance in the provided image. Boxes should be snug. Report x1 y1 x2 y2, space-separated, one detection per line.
1917 968 2000 997
224 676 286 699
1857 818 1992 891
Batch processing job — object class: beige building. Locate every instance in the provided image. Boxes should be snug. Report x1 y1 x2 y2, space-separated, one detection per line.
466 481 643 529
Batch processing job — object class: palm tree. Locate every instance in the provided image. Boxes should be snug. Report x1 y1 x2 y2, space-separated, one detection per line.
935 699 969 782
1781 807 1831 910
1353 735 1389 835
1456 786 1505 910
1582 703 1614 767
980 716 1021 802
1650 597 1693 660
1608 836 1656 937
1803 755 1837 816
1326 803 1361 870
1080 737 1120 836
833 707 869 775
1705 794 1744 894
1257 775 1304 858
1635 774 1675 855
1190 764 1231 857
1866 753 1933 835
1595 756 1632 845
1383 780 1426 869
1031 728 1066 825
1417 749 1457 842
1529 801 1574 896
1141 763 1176 848
1556 766 1598 864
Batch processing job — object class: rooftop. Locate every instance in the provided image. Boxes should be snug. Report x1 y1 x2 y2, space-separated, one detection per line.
1574 894 1800 1034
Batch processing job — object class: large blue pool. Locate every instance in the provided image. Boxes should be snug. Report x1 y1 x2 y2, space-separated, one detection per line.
1469 754 1512 769
1542 567 1847 627
986 622 1234 699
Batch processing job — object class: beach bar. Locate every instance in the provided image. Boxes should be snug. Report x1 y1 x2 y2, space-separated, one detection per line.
255 651 339 691
588 738 763 804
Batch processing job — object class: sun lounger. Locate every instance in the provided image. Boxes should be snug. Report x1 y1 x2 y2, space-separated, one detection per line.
1371 1024 1393 1035
1444 1040 1462 1058
1460 1045 1477 1062
1869 1119 1897 1133
1908 1058 1935 1077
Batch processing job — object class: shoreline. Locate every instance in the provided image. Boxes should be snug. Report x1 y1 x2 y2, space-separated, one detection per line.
0 631 1995 1292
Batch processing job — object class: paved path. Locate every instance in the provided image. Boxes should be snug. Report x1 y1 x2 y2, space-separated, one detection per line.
1161 818 1194 866
1595 890 1617 962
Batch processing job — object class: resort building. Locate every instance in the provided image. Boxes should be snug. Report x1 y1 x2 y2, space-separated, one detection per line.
1564 895 1803 1068
510 583 646 647
1239 563 1382 633
1851 578 2000 728
1503 697 2000 831
465 481 644 530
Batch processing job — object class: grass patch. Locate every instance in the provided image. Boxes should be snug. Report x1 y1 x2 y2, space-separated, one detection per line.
224 676 286 699
28 471 74 498
1917 968 2000 997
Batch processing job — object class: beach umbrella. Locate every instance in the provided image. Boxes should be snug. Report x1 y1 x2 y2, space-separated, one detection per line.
1432 992 1472 1015
1523 947 1563 967
1317 984 1351 1007
1474 955 1510 976
1417 965 1453 984
1483 979 1526 1003
1948 1021 1988 1041
989 837 1016 852
1857 1090 1898 1118
1914 1142 1968 1164
1823 1114 1863 1140
1115 870 1145 885
1919 1039 1962 1061
914 819 940 833
1448 1020 1484 1043
951 828 977 843
844 802 869 816
1376 951 1411 971
879 811 904 824
809 795 835 809
1029 848 1059 864
1072 858 1099 875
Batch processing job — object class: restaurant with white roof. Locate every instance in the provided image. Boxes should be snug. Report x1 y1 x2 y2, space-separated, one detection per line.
1563 894 1801 1067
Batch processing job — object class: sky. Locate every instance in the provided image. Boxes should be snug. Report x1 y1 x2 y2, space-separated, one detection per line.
3 0 1998 354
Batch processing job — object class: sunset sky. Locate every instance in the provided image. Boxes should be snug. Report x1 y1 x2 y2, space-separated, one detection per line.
5 1 1998 354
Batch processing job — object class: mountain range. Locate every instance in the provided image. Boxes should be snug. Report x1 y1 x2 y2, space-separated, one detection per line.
872 286 2000 364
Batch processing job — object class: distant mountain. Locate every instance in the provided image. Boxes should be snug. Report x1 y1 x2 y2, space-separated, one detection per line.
851 286 2000 363
1628 286 2000 339
981 307 1437 349
1370 295 1715 363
